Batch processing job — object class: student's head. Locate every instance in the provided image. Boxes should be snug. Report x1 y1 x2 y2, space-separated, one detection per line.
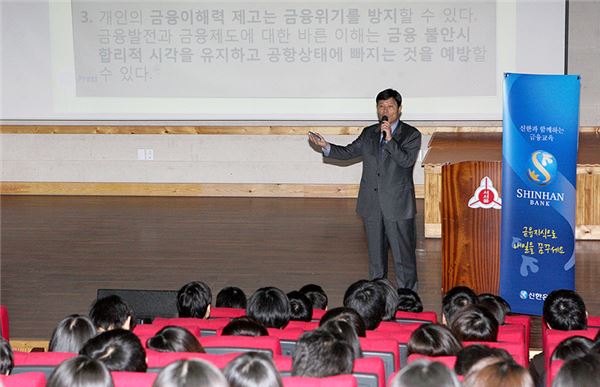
153 359 228 387
319 307 367 338
80 329 147 372
397 288 423 313
299 284 328 310
216 286 247 309
390 359 461 387
177 281 212 319
343 279 386 330
47 355 113 387
543 289 587 330
49 314 97 353
551 336 593 361
373 278 400 321
224 352 283 387
146 326 205 353
376 89 403 124
477 293 511 315
0 337 13 375
464 357 533 387
89 295 135 332
450 305 499 342
442 286 477 325
292 329 354 378
247 287 291 329
222 316 269 337
407 323 463 357
454 345 513 376
477 297 506 326
320 319 362 359
287 291 313 322
551 354 600 387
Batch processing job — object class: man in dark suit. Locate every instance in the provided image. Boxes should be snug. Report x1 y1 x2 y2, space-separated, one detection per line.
308 89 421 290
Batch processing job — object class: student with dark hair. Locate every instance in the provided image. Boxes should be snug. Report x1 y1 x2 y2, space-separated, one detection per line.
442 286 477 325
216 286 247 309
477 297 506 326
224 352 283 387
287 291 313 322
46 355 113 387
551 336 594 362
177 281 212 319
454 345 513 376
319 307 367 338
292 329 354 378
153 359 228 387
390 359 461 387
246 287 291 329
80 329 147 372
222 316 269 337
320 319 362 359
146 326 205 353
407 323 463 357
0 337 13 375
373 278 400 321
397 288 423 313
449 305 499 342
343 279 386 330
89 295 135 332
49 314 97 353
464 357 533 387
477 293 511 316
551 353 600 387
299 284 328 310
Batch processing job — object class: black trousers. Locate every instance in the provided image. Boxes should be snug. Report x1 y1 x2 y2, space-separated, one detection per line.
363 215 418 290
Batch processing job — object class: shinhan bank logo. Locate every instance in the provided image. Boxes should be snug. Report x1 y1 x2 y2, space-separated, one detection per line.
519 290 528 300
527 150 557 185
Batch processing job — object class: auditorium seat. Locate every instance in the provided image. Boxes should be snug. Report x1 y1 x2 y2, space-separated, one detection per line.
407 353 457 369
359 337 400 378
462 341 527 367
0 372 46 387
199 335 282 356
352 356 386 387
541 316 600 349
112 371 157 387
366 322 421 367
209 307 246 319
146 351 240 371
311 309 326 321
272 355 293 376
282 374 357 387
285 320 319 331
543 328 599 371
0 305 9 340
151 317 230 336
12 351 76 376
394 311 438 324
504 315 531 348
266 327 305 356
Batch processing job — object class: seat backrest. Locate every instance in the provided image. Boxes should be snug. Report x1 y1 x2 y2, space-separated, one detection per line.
504 315 531 348
97 289 178 323
407 353 457 369
394 311 438 324
152 317 230 336
359 337 399 379
12 351 76 376
462 341 527 367
543 328 599 371
146 351 240 371
0 305 9 340
311 309 326 321
366 323 421 368
285 321 320 331
209 307 246 319
352 356 386 387
266 328 305 357
0 372 46 387
282 374 357 387
199 335 282 356
273 355 293 376
112 371 157 387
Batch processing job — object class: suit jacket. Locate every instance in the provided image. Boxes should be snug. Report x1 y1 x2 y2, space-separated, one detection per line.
327 121 421 221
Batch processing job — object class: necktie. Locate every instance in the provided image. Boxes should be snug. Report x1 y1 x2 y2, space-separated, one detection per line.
379 135 386 160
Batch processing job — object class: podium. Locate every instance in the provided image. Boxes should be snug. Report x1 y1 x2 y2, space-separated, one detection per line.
441 161 502 294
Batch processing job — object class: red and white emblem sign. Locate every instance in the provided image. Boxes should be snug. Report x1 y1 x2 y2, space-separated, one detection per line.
468 176 502 209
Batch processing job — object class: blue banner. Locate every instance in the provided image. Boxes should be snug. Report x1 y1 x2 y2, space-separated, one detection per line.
499 73 580 315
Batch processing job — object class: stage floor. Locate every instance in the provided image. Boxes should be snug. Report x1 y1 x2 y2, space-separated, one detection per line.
1 196 599 348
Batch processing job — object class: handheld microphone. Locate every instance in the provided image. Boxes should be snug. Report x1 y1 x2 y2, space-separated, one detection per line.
379 115 388 131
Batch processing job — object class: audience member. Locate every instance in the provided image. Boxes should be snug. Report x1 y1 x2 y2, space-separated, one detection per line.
222 316 269 337
551 336 594 361
454 344 512 376
441 286 477 325
449 304 499 342
292 328 354 377
146 326 205 353
0 337 13 375
319 307 367 338
80 329 147 372
89 295 135 332
343 279 386 330
477 297 507 325
407 323 462 357
551 353 600 387
216 286 247 309
390 359 461 387
46 355 113 387
299 284 328 310
373 278 400 321
477 293 511 315
320 319 362 358
396 288 423 313
177 281 212 319
247 287 291 329
464 357 533 387
224 352 283 387
49 314 97 353
287 290 313 322
153 359 228 387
